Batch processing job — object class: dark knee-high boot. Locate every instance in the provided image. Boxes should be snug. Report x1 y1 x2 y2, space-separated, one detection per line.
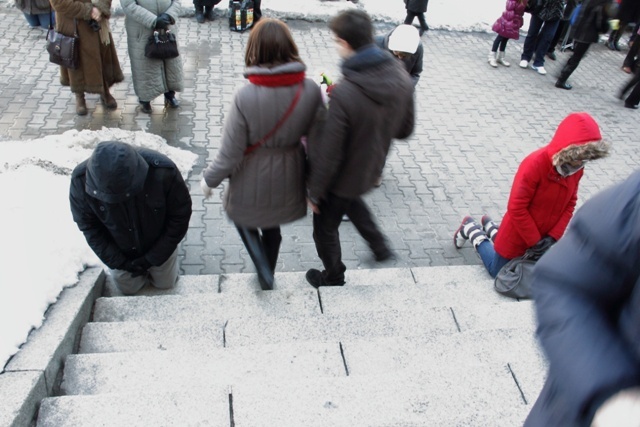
237 226 274 290
195 5 205 23
261 232 282 274
555 64 574 90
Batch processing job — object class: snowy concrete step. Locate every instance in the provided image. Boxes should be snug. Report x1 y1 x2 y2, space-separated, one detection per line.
61 342 347 396
92 288 321 323
102 274 220 297
39 369 530 427
37 388 230 427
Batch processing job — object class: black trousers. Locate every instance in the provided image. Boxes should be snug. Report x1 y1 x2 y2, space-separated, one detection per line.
404 11 428 31
623 36 640 70
492 35 509 52
558 41 591 82
236 225 281 289
312 193 389 283
621 71 640 106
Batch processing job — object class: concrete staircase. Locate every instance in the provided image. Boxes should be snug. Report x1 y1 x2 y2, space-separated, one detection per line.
36 266 547 426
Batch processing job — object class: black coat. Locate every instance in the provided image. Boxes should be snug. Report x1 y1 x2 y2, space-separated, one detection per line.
375 32 424 87
70 141 192 270
572 0 615 43
524 170 640 426
405 0 429 13
537 0 566 21
617 0 640 21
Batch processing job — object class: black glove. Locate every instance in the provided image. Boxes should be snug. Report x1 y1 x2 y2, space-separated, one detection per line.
123 257 152 278
529 236 556 258
155 13 173 30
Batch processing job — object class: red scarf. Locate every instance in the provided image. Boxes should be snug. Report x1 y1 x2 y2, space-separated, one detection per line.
248 71 305 87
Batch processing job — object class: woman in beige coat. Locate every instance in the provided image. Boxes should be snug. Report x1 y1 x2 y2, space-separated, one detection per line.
50 0 124 115
201 18 322 290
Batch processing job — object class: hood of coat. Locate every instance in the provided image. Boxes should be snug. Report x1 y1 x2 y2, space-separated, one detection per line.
244 61 306 78
85 141 149 204
546 112 610 166
341 44 401 105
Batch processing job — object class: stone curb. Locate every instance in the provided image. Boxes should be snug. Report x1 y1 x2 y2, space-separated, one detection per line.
0 267 105 427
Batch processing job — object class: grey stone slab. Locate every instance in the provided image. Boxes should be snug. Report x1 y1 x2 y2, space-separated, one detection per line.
36 388 230 427
79 321 224 354
0 371 46 427
318 282 431 315
103 273 220 297
5 268 105 394
231 372 529 427
453 299 537 333
93 288 321 322
224 307 457 347
61 342 346 395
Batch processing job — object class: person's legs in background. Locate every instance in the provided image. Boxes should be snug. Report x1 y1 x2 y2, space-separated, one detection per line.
556 41 591 90
531 19 560 73
22 13 41 27
345 197 392 261
261 226 282 273
521 15 544 65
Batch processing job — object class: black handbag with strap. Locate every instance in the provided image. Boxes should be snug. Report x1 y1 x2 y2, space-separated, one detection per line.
46 8 79 69
144 30 179 60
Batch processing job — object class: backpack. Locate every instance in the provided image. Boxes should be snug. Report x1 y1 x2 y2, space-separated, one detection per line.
228 0 254 32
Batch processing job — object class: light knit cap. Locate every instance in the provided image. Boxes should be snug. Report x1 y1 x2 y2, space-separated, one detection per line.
388 25 420 54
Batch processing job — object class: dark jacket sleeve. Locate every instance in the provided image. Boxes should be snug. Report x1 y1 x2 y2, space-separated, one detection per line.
395 86 415 140
409 44 424 87
532 175 640 423
143 168 192 266
69 171 129 270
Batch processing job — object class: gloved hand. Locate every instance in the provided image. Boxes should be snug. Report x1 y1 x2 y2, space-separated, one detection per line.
201 178 213 199
155 13 173 30
529 236 556 258
124 257 151 278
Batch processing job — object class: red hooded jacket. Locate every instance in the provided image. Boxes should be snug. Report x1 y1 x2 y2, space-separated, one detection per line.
494 113 603 259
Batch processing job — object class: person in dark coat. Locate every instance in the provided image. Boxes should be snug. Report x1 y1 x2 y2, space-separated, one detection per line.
607 0 640 50
305 10 415 288
194 0 220 23
403 0 429 36
375 24 424 87
70 141 192 295
556 0 617 89
619 42 640 108
524 169 640 427
520 0 565 75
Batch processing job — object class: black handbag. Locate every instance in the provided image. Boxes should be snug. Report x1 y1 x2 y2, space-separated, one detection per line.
144 30 179 60
46 13 79 69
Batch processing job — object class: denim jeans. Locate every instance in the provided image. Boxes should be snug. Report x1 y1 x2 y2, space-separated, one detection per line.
23 12 54 28
521 15 560 67
476 240 510 278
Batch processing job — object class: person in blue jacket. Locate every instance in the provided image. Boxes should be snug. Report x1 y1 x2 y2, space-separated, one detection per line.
524 170 640 427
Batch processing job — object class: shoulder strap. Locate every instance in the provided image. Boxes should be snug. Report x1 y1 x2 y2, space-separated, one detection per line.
244 82 304 156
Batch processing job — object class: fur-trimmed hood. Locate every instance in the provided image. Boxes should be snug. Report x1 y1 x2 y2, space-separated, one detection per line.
546 112 610 166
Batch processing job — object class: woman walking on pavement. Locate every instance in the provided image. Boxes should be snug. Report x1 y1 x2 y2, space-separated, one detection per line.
488 0 529 67
403 0 429 36
200 19 322 290
519 0 566 75
50 0 123 115
453 113 609 278
555 0 617 90
121 0 183 113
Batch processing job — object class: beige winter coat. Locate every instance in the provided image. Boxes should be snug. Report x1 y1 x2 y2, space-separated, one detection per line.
203 62 323 229
50 0 124 94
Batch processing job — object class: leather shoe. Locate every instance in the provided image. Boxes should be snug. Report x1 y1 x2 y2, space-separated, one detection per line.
624 102 639 109
546 51 557 61
139 101 152 114
164 94 180 108
305 269 345 288
555 80 572 90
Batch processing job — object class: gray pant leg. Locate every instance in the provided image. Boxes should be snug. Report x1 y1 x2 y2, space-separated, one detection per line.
109 249 179 295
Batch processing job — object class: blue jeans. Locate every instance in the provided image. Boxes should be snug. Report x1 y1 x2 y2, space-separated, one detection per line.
23 12 55 28
521 15 560 67
476 240 510 278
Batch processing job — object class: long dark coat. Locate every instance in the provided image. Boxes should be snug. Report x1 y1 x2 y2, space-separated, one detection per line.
405 0 429 13
70 142 192 269
572 0 615 43
50 0 124 94
524 169 640 426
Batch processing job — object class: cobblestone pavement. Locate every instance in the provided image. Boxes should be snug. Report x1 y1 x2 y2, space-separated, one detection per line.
1 5 638 276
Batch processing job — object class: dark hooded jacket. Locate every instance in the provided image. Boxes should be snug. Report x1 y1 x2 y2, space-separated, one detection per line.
307 44 415 201
69 141 192 270
525 169 640 427
572 0 616 43
374 32 424 87
494 112 609 259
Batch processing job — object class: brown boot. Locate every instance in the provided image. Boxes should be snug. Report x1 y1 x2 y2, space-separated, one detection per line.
101 91 117 110
75 93 87 116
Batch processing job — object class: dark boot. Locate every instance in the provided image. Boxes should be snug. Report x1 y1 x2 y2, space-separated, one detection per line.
261 230 282 274
164 91 180 108
139 101 152 114
204 6 215 20
195 6 205 23
237 226 274 290
555 64 574 90
101 90 117 109
75 92 87 116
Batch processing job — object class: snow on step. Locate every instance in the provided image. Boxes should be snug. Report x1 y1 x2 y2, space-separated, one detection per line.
37 388 229 427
